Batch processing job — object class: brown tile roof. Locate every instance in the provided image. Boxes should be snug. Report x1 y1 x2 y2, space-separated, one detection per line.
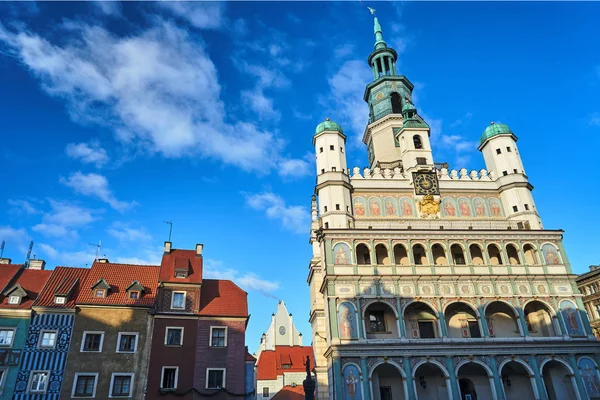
198 279 247 317
270 385 306 400
0 269 52 309
33 266 90 309
76 262 160 307
256 346 314 381
159 249 202 284
245 351 257 362
0 264 24 292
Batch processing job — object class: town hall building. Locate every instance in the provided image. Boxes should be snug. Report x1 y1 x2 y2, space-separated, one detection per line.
307 13 600 400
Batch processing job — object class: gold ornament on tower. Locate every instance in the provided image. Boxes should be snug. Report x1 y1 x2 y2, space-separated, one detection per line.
418 195 440 217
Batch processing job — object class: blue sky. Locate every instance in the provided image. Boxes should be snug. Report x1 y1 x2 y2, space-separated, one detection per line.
1 1 599 352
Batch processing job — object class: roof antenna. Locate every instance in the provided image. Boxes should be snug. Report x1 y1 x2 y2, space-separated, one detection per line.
164 221 173 242
0 241 4 258
25 241 34 267
88 240 102 261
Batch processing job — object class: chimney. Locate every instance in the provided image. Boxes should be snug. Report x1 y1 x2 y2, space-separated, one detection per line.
164 241 172 254
29 259 46 270
0 258 12 265
97 258 109 264
196 244 203 257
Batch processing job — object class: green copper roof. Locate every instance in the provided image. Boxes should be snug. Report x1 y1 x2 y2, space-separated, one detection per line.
402 118 429 129
315 118 344 136
479 122 513 145
402 101 416 113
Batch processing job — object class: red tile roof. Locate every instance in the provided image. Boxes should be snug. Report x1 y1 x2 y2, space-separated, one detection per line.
0 269 52 309
0 264 24 292
76 262 160 307
270 385 306 400
198 279 248 317
159 249 202 284
246 351 257 362
33 267 90 309
256 346 314 381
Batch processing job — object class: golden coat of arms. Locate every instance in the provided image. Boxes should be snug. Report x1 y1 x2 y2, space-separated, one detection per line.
418 194 440 217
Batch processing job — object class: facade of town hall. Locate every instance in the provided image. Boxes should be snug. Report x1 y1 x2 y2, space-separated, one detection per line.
308 15 600 400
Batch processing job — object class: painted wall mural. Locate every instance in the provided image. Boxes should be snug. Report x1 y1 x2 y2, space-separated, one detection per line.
334 243 352 265
578 358 600 398
342 364 362 400
353 195 504 218
338 302 358 340
561 300 585 336
542 244 561 265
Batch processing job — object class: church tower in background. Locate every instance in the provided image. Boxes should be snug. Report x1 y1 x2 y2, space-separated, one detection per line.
308 11 600 400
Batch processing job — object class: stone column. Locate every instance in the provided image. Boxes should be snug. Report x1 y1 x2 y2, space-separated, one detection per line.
568 353 588 400
444 356 461 399
333 357 343 400
528 355 548 400
360 357 371 400
488 356 505 400
403 358 416 400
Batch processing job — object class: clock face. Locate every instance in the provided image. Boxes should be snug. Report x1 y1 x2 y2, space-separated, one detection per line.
279 326 286 335
413 172 440 195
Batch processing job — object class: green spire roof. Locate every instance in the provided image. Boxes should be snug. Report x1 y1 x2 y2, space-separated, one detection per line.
373 16 387 50
315 118 344 136
479 122 514 145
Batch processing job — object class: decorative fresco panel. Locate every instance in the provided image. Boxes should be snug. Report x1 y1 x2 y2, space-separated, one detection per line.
383 197 398 217
399 197 415 217
457 197 472 217
542 244 561 265
473 197 488 217
441 197 457 217
353 197 366 216
333 243 352 265
342 364 362 400
338 302 358 340
561 300 585 336
488 198 503 217
578 358 600 398
368 197 382 216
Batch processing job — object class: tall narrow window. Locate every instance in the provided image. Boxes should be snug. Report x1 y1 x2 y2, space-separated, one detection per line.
413 135 423 149
391 92 402 114
210 327 227 347
171 292 185 310
161 367 178 390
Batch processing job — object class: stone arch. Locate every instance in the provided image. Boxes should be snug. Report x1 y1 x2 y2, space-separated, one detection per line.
444 301 482 338
413 135 423 149
483 300 523 337
523 243 539 265
412 359 450 378
412 360 452 400
356 243 371 265
412 243 428 266
369 360 406 379
394 243 410 265
450 243 467 265
540 358 580 400
363 301 400 339
540 357 575 375
403 301 439 339
498 358 535 376
442 300 480 317
456 360 497 400
431 242 447 266
506 243 521 265
469 243 485 265
369 360 408 400
455 359 494 378
375 243 390 265
499 359 539 400
487 243 503 265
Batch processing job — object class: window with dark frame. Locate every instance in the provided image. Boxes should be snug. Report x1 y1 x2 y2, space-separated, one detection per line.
330 145 334 150
111 375 132 397
369 311 386 333
74 375 96 397
94 289 105 298
416 157 427 165
418 321 435 338
263 387 269 397
119 334 137 352
162 368 177 390
496 148 501 154
39 331 57 348
171 292 185 309
502 171 508 176
207 370 224 389
211 328 226 347
83 333 102 351
524 204 530 211
468 321 481 338
0 329 14 346
128 291 139 300
506 147 512 152
29 372 49 393
512 206 518 212
166 328 183 346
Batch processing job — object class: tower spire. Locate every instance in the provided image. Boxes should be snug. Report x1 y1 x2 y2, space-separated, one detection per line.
373 16 387 50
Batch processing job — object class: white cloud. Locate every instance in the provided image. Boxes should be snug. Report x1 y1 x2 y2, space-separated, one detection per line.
204 258 279 298
278 157 313 178
60 172 136 212
37 243 58 258
325 59 371 146
32 223 78 238
0 226 31 255
240 62 290 89
7 199 39 214
107 222 152 242
0 20 284 173
44 199 98 227
241 88 280 121
334 44 354 60
91 1 121 16
157 1 224 30
244 192 309 234
65 141 109 167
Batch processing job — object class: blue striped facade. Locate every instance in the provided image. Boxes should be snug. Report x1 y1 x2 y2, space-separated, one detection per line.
13 313 74 400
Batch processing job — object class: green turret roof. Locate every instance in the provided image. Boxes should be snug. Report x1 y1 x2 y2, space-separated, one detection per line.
479 122 514 145
402 101 416 113
315 118 344 136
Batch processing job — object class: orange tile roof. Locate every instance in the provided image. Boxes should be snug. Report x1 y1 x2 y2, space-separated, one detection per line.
0 269 52 309
159 249 202 284
0 264 24 292
256 346 314 381
33 266 90 309
198 279 248 317
270 385 306 400
76 262 160 307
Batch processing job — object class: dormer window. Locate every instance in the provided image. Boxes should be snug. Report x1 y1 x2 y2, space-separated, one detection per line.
175 272 187 279
3 283 27 306
8 296 20 305
90 278 110 299
54 296 66 304
126 281 145 300
174 258 190 279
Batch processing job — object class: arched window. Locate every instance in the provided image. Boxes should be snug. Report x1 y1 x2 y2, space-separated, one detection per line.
394 244 409 265
412 244 428 266
431 244 447 266
469 244 484 265
391 92 402 114
487 244 503 266
413 135 423 149
523 244 538 265
451 244 466 265
506 244 521 265
375 244 389 265
356 244 371 265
